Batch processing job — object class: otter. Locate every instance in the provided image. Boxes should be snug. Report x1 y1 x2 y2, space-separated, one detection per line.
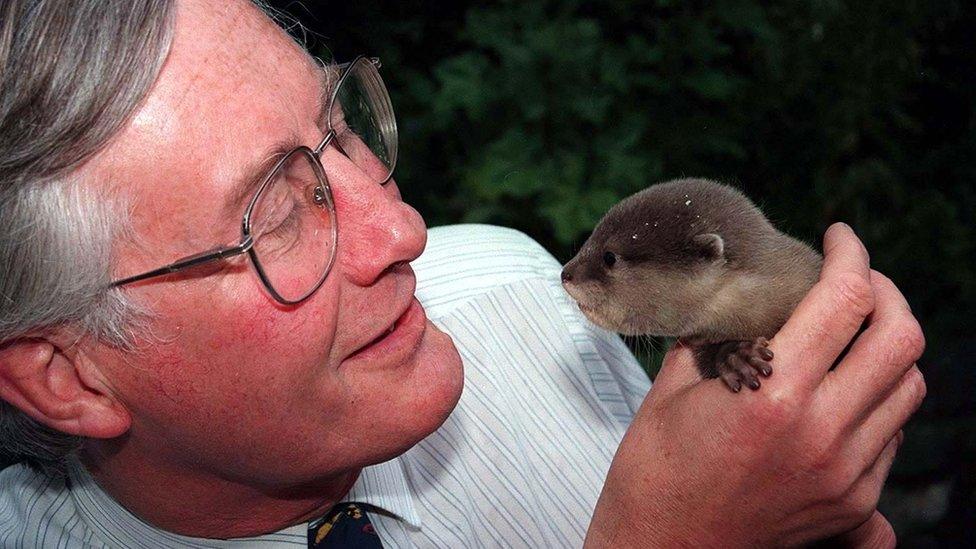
561 178 823 392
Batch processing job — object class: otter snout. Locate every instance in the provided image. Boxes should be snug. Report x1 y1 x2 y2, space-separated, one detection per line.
561 255 610 323
561 262 577 284
561 253 601 287
560 259 584 302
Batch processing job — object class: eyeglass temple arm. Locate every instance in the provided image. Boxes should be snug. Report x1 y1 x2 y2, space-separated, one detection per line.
335 57 380 71
111 238 253 287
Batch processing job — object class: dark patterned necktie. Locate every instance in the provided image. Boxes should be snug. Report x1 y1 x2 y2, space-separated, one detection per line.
308 502 384 548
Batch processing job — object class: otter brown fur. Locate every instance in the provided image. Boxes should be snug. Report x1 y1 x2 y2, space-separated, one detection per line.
561 178 823 392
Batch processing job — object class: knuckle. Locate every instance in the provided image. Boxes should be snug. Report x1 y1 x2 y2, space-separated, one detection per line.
830 272 875 318
807 437 841 475
751 387 799 424
903 366 927 408
804 431 857 498
890 318 926 364
822 471 854 505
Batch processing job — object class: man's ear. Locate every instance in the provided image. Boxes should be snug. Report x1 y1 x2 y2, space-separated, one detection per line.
0 338 130 439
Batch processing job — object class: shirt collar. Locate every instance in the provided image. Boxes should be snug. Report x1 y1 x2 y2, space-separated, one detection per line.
67 454 421 547
346 456 422 529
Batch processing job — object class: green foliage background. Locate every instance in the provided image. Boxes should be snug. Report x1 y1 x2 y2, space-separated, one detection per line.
279 0 975 543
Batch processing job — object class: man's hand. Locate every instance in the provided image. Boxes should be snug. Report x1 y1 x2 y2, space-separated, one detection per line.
585 223 925 548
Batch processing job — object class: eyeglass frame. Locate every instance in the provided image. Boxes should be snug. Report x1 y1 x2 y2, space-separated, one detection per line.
109 56 395 305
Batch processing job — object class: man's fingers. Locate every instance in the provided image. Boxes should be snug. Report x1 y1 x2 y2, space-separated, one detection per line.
772 223 874 394
858 430 901 521
828 270 926 416
833 511 897 549
846 365 925 470
651 342 703 398
818 434 900 548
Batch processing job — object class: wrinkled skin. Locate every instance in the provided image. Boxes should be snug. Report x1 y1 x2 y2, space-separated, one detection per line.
57 0 464 536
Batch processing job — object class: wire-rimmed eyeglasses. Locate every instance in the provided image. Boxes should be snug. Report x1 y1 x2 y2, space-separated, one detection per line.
110 56 397 305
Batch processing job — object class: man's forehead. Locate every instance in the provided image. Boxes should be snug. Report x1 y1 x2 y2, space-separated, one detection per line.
135 0 316 142
88 0 321 240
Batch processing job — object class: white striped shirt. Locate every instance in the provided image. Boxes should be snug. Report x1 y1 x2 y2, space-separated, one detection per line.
1 224 651 548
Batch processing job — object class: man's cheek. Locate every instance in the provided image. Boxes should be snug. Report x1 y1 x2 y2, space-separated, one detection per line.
214 295 340 393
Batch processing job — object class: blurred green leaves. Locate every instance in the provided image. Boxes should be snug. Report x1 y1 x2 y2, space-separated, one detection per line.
316 0 974 348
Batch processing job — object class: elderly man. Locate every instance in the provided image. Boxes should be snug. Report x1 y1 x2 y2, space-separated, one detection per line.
0 1 925 547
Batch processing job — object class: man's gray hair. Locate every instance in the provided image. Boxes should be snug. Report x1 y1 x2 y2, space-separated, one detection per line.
0 0 176 475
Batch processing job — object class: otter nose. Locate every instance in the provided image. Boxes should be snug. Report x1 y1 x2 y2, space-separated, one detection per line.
561 268 573 284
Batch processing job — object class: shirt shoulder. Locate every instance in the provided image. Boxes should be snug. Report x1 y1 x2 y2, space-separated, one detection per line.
414 224 562 317
0 464 106 548
415 224 651 415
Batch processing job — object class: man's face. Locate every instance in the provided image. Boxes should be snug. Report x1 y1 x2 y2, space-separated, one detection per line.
80 0 463 487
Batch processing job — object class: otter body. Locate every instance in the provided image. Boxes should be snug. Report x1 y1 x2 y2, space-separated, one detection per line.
561 178 823 392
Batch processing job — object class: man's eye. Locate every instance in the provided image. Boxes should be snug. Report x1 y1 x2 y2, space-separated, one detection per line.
269 206 300 236
254 189 300 237
254 204 302 261
333 121 355 144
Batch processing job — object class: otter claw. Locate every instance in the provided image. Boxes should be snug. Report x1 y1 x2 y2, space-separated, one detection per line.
714 338 775 392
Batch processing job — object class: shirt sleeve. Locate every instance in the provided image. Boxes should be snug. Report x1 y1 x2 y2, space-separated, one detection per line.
414 224 651 421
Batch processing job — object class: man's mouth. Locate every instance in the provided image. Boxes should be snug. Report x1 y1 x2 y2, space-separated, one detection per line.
363 318 399 348
344 298 427 366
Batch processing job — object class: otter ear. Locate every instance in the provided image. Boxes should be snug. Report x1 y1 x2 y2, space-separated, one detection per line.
692 233 725 261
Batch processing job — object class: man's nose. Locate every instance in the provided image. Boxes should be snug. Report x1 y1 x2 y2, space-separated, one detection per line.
324 151 426 286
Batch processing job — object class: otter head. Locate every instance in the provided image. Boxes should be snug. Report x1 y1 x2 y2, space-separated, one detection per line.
561 185 730 337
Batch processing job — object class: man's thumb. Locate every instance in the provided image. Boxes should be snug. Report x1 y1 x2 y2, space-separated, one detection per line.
650 342 701 396
827 511 896 549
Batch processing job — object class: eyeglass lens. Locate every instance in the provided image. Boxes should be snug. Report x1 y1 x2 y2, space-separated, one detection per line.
250 149 336 303
330 59 398 184
249 58 395 303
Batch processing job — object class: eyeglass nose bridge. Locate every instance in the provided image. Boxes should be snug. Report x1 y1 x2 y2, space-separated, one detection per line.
313 128 392 187
312 129 355 174
313 129 337 157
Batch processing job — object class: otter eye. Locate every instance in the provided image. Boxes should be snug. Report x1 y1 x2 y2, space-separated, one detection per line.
603 251 617 268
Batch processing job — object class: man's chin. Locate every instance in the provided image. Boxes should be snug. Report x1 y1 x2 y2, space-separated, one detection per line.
400 322 464 440
339 319 463 468
372 340 462 464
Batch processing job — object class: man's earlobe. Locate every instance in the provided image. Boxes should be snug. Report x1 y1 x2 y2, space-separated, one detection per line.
0 339 130 439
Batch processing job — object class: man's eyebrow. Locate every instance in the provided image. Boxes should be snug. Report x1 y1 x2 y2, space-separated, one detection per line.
221 139 299 219
222 63 337 219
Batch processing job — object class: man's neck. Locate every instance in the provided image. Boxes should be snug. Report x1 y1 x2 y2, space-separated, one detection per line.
79 441 360 539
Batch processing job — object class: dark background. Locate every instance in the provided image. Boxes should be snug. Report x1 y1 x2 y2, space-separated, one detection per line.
271 0 976 545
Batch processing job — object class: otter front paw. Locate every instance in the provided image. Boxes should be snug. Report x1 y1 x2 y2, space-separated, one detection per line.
693 338 774 392
715 338 774 392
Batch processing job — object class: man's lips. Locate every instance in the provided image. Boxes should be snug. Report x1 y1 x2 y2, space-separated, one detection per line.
343 297 427 367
